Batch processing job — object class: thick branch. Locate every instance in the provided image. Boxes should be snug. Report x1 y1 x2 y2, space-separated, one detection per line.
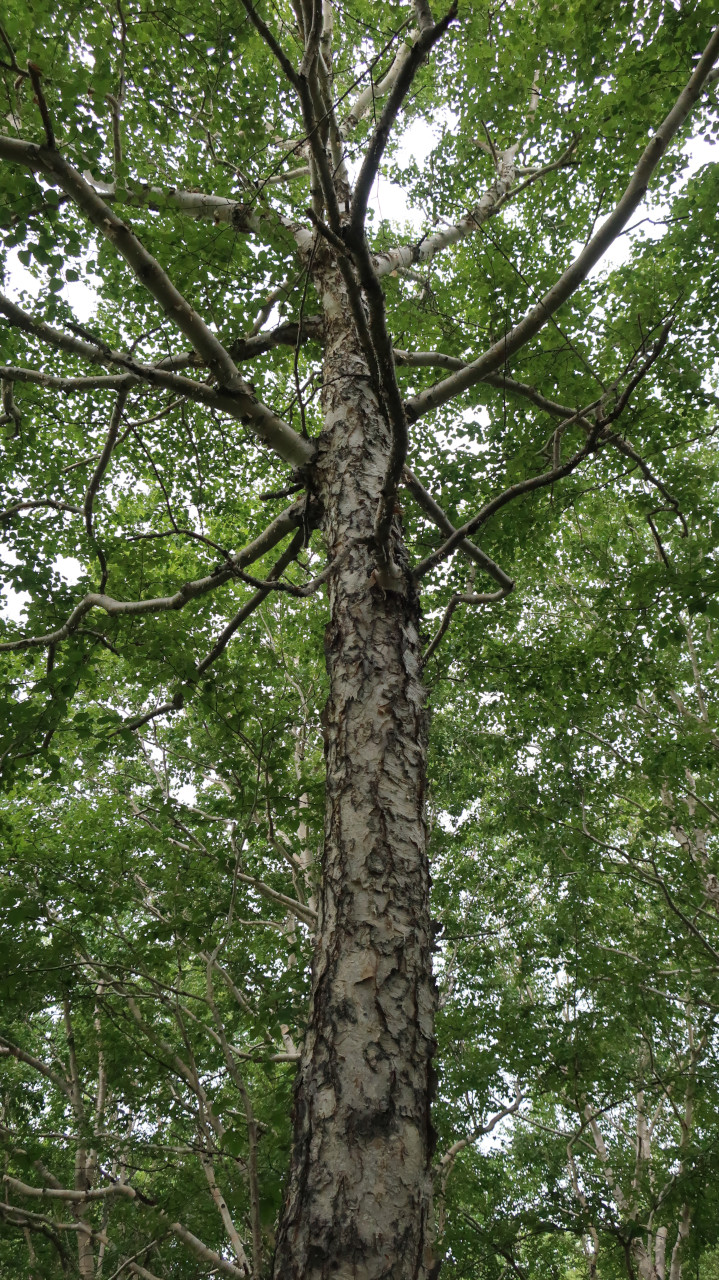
405 27 719 419
2 1175 135 1203
0 1177 246 1280
27 64 55 149
0 140 246 386
169 1222 247 1279
343 30 414 132
349 3 457 234
0 293 314 467
413 0 435 33
0 134 312 246
198 1154 250 1274
0 377 22 430
374 145 519 278
128 1264 164 1280
0 1199 107 1239
376 139 579 279
0 140 311 465
0 364 134 392
229 315 324 362
136 316 324 377
0 1037 72 1097
234 871 317 926
81 170 312 247
0 499 81 520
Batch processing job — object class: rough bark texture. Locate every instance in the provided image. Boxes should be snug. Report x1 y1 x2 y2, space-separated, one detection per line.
271 260 437 1280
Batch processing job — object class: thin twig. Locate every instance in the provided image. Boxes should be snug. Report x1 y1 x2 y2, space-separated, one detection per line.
422 585 511 665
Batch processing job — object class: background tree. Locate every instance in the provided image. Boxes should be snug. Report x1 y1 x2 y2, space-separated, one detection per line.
1 1 719 1277
429 454 719 1280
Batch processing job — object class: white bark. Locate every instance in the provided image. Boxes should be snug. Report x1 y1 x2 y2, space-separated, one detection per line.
271 255 437 1280
373 146 518 279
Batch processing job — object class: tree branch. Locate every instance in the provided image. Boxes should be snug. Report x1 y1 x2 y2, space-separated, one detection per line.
400 346 686 525
169 1221 248 1279
2 1175 136 1203
403 466 514 588
404 26 719 419
27 63 55 149
116 526 310 732
374 136 580 279
0 292 314 467
194 526 308 677
421 584 512 665
197 1153 250 1274
238 0 300 89
344 230 410 575
413 416 605 579
411 319 673 579
0 1198 105 1239
0 500 309 653
0 141 244 386
231 548 343 597
128 1264 164 1280
229 315 324 362
0 376 23 431
374 143 519 278
0 364 135 391
436 1085 524 1175
0 133 312 247
349 3 457 235
413 0 435 34
343 29 414 132
83 387 130 566
0 1037 72 1097
0 141 312 465
0 499 81 521
233 871 317 926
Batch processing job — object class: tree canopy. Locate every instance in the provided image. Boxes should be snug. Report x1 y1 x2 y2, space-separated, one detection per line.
1 1 719 1277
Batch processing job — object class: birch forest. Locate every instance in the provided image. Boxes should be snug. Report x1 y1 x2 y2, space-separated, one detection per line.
1 1 719 1277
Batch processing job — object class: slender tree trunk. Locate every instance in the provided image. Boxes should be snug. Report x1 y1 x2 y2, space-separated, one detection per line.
655 1226 668 1280
669 1207 692 1280
272 261 438 1279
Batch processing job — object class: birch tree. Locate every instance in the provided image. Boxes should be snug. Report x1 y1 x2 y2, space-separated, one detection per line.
1 1 719 1277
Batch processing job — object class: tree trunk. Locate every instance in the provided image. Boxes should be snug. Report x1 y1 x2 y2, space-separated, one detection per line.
272 262 438 1279
668 1207 691 1280
655 1226 668 1280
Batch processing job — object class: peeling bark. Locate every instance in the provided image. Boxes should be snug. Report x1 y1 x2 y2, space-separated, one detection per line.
272 260 437 1280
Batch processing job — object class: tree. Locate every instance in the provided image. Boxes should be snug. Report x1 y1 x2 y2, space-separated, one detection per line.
426 462 719 1280
1 1 719 1277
